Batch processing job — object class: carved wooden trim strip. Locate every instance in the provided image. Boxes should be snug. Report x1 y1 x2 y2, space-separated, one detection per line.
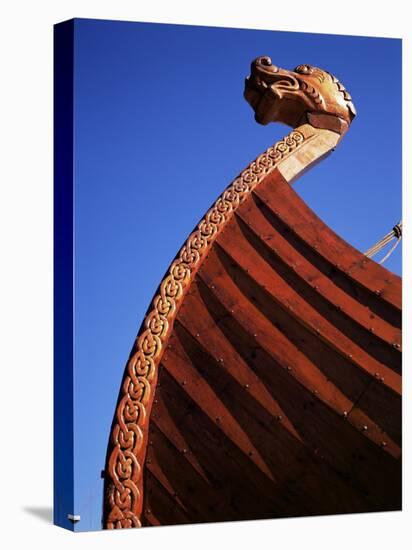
103 128 309 529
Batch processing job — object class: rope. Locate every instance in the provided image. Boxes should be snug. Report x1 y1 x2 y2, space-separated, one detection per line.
377 236 401 264
364 221 402 264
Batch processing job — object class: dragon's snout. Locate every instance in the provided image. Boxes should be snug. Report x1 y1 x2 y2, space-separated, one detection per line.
250 56 286 83
253 56 278 71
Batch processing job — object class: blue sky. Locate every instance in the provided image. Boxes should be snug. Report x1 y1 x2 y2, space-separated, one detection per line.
70 18 401 531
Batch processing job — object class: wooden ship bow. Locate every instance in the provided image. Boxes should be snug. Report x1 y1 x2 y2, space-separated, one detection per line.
103 57 401 528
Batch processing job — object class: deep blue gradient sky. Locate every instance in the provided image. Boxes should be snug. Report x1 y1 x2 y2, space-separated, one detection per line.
71 18 401 531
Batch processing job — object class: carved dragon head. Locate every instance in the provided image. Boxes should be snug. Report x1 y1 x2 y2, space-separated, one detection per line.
244 57 357 135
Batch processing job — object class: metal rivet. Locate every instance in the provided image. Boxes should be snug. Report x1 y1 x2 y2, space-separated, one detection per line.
369 327 375 333
244 384 250 389
253 333 257 338
313 390 319 395
182 380 187 386
375 290 381 296
348 354 353 359
182 448 188 454
374 373 380 379
381 441 387 447
342 411 348 418
146 509 151 515
361 425 368 431
154 399 158 404
276 415 283 421
287 366 292 371
219 358 224 363
196 333 200 337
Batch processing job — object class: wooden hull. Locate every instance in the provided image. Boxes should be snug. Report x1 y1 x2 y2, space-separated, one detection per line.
141 168 401 526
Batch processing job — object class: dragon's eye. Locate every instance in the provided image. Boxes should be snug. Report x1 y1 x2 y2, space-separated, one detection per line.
294 64 313 75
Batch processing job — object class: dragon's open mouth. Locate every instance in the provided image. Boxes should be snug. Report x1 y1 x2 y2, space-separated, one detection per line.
243 80 272 124
244 75 299 126
244 56 302 124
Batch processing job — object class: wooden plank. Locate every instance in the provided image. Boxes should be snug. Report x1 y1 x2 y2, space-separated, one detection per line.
253 170 401 316
214 216 401 393
236 190 401 354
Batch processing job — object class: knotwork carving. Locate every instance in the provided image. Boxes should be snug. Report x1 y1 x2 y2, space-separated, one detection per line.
103 128 307 529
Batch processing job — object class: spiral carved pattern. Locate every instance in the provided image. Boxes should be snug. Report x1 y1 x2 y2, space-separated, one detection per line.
103 129 306 529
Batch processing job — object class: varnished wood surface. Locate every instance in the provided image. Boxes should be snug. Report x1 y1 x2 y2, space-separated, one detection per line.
142 169 402 526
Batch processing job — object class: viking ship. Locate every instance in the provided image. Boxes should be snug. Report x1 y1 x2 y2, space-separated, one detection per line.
103 57 402 528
